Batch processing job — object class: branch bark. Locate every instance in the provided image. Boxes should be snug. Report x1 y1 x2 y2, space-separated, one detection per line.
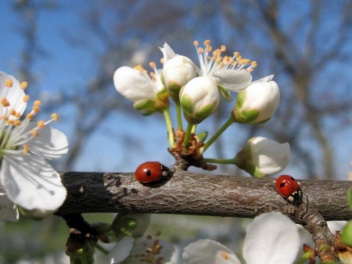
57 170 352 222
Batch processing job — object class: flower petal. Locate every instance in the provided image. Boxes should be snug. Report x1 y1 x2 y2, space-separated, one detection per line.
159 42 176 62
0 72 27 118
250 137 290 175
243 212 300 264
212 68 252 92
183 239 241 264
108 237 134 264
1 153 67 211
0 187 19 222
114 66 156 102
27 125 69 159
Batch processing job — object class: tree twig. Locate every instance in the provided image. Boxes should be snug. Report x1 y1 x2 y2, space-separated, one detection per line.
57 170 352 221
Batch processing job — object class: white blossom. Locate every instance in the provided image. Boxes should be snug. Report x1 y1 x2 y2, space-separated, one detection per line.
182 212 300 264
233 75 280 124
0 72 68 217
234 136 290 177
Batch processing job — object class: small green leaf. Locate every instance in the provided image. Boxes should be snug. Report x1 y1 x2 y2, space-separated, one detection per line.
341 221 352 246
197 131 208 143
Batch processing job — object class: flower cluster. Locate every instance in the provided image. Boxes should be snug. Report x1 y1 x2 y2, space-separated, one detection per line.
0 72 68 221
114 40 289 176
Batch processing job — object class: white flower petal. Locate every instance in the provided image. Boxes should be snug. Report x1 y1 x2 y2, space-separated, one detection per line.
1 153 67 211
0 72 27 117
212 68 252 92
27 125 69 159
114 66 156 102
243 212 300 264
108 237 134 264
0 187 19 222
163 55 198 88
240 80 280 123
183 239 240 264
160 42 176 62
250 137 290 175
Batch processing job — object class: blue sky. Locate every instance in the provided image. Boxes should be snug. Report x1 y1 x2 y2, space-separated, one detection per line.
1 1 352 179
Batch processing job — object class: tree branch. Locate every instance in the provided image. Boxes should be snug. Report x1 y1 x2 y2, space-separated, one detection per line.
57 170 352 222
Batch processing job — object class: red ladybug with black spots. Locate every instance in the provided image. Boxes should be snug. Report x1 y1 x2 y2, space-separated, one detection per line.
275 175 302 204
134 161 171 186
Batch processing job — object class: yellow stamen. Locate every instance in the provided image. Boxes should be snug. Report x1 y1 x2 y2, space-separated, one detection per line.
198 47 204 54
149 72 156 81
23 144 29 155
23 95 30 103
51 113 59 121
204 39 211 46
133 64 146 73
32 105 40 113
14 120 21 126
21 81 28 90
1 98 10 107
27 113 34 120
149 62 156 69
221 251 229 260
4 79 13 87
10 109 16 116
37 120 45 129
193 40 199 47
160 58 164 64
30 130 39 137
221 45 226 52
34 100 42 106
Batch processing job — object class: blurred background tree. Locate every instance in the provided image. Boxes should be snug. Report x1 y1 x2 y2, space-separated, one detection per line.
1 0 352 263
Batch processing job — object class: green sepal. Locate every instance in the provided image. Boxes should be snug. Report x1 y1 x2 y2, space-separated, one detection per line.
167 82 182 102
218 85 232 101
181 95 217 124
232 108 260 124
134 100 156 116
233 145 266 178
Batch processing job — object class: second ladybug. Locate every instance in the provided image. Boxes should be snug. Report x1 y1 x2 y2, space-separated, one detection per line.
134 161 171 186
275 175 302 204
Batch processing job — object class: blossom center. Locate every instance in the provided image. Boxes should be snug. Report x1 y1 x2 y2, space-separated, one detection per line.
0 78 59 156
193 39 257 76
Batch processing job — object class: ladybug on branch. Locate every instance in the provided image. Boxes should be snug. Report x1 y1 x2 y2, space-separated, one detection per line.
134 161 172 187
274 175 302 205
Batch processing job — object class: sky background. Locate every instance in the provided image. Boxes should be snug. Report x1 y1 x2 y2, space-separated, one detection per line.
0 0 351 178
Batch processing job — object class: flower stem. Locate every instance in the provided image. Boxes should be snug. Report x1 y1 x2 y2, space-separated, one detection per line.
203 158 235 164
184 123 194 149
163 108 175 148
175 102 183 130
203 115 234 152
93 241 109 255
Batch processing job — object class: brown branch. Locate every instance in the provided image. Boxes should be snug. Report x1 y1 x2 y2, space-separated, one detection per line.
57 170 352 222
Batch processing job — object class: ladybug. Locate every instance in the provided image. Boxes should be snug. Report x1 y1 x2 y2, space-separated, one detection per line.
134 161 171 185
275 175 302 204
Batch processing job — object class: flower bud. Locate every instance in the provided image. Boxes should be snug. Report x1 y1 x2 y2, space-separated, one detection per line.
160 43 198 100
180 76 219 124
114 66 169 115
234 136 290 177
232 75 279 124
